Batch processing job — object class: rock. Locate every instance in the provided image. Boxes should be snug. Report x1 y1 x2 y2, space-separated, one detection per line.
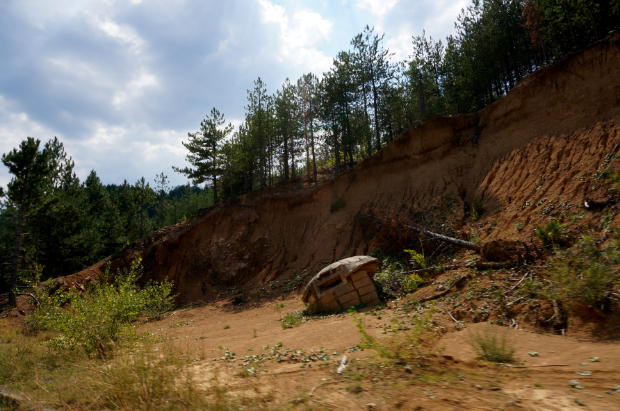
290 397 305 404
475 384 483 390
367 403 377 410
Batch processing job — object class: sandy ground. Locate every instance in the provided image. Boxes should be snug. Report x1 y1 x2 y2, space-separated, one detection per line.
138 298 620 410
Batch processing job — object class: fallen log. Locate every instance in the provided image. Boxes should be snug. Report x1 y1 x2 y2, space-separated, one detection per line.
366 215 482 252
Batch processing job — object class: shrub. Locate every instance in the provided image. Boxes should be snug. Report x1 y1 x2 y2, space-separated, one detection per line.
27 256 174 356
470 192 484 222
468 326 515 363
536 221 567 245
546 235 620 306
402 274 425 294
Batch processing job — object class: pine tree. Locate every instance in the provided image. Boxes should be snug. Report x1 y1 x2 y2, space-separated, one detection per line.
173 108 233 204
1 137 55 306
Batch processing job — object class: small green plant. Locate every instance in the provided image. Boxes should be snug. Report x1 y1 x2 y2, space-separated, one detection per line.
281 312 303 329
536 221 567 245
470 229 481 243
355 307 434 361
223 325 230 330
273 303 285 319
404 248 426 269
470 192 484 222
252 328 257 338
402 273 425 294
232 296 244 306
468 325 515 363
514 222 524 232
330 198 345 212
546 235 620 306
27 256 173 356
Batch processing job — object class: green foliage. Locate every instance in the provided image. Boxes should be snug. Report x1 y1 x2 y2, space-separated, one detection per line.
402 274 425 294
281 312 303 329
404 248 426 269
470 193 484 222
536 221 567 245
355 307 434 360
468 326 515 363
26 256 173 356
272 302 285 319
546 235 620 306
373 259 408 297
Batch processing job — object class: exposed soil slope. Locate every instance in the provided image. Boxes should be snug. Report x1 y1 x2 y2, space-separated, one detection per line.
65 35 620 304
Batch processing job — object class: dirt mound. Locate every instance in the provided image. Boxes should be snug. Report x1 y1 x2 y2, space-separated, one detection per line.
63 35 620 304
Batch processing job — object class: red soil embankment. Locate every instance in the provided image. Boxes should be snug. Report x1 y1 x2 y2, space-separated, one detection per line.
65 35 620 304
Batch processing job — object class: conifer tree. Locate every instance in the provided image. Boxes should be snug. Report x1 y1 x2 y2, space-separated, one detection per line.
173 108 233 204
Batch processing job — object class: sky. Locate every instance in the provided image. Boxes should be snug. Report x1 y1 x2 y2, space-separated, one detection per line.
0 0 469 189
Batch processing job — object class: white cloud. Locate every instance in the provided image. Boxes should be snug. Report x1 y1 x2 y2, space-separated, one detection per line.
0 95 57 188
257 0 333 74
356 0 400 17
95 19 146 53
112 72 159 108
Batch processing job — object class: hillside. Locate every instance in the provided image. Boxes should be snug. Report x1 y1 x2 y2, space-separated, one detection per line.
59 35 620 306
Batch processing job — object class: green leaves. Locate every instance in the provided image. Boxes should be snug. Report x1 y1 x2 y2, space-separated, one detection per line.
27 256 173 356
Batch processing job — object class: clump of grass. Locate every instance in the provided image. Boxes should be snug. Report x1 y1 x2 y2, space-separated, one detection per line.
468 326 515 363
281 312 303 329
223 325 230 329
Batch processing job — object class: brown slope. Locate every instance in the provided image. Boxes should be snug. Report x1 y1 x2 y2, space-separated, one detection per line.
63 35 620 304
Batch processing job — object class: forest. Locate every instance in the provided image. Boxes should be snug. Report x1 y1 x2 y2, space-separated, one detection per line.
1 0 619 302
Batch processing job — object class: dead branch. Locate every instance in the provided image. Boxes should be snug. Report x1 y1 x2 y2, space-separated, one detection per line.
417 273 471 302
365 215 482 252
438 303 458 323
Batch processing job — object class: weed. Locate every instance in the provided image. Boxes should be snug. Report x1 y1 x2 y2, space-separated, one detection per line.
330 198 345 212
536 221 567 245
26 256 173 356
402 274 425 294
223 325 230 330
252 328 257 338
546 235 620 306
514 222 524 232
470 192 484 222
355 307 435 361
232 296 244 306
281 312 303 329
272 303 285 319
468 326 515 363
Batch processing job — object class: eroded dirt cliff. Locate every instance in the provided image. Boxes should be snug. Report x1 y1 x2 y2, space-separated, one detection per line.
65 35 620 304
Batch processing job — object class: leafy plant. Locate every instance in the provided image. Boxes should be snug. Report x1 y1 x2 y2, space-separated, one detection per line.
546 235 620 306
281 312 303 329
468 326 515 363
273 303 285 319
27 256 173 356
469 192 484 222
404 248 426 269
402 274 425 294
536 221 567 245
355 307 435 361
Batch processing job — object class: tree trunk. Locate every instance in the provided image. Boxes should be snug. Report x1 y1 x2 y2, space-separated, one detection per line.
9 177 27 307
371 74 381 151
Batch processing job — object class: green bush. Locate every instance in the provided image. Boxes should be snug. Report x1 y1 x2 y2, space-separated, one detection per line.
468 326 515 363
402 274 425 294
27 256 174 356
536 221 567 245
546 235 620 306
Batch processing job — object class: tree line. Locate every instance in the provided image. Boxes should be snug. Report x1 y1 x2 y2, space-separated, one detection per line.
177 0 619 201
0 138 213 304
1 0 618 305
